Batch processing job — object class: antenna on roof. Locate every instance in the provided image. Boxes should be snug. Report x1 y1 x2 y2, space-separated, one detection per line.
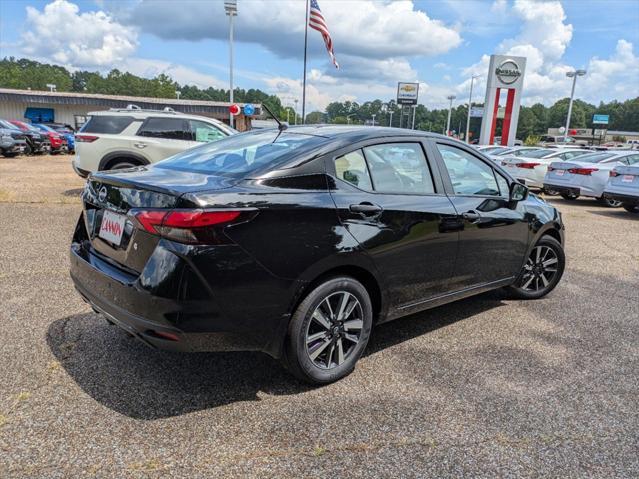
260 103 287 131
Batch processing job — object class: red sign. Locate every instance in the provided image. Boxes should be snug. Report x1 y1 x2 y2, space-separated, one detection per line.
229 104 240 116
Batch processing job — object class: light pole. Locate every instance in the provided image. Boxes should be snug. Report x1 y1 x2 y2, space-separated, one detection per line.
371 114 376 126
46 83 56 92
346 113 356 125
224 0 237 128
175 90 181 100
465 75 480 144
446 95 456 136
294 99 299 125
564 69 586 141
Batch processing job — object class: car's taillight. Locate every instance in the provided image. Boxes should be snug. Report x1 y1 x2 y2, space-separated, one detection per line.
516 162 541 169
133 209 252 244
609 170 619 177
568 167 598 175
76 134 99 143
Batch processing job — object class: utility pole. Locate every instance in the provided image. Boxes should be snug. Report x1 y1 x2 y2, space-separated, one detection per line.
224 0 237 128
411 105 417 129
371 114 376 126
294 99 299 125
564 69 586 141
446 95 456 136
465 75 479 144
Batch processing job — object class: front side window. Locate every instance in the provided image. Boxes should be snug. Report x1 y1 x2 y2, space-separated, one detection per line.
626 154 639 165
438 144 500 196
137 118 189 140
189 120 226 143
363 143 435 194
335 150 373 190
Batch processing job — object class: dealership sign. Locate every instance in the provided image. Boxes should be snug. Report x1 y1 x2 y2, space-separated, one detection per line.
495 59 522 85
593 114 609 125
397 82 419 105
470 107 484 118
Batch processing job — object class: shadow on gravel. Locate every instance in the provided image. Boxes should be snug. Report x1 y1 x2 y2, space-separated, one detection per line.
587 209 639 220
47 291 505 420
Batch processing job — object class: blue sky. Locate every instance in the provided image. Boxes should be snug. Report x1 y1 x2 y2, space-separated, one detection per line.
1 0 638 111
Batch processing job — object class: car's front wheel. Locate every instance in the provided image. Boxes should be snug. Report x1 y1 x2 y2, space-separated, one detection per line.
283 277 373 384
623 203 639 213
598 197 622 208
508 236 565 299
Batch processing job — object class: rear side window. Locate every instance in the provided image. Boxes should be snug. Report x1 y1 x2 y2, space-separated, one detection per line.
81 116 134 134
363 143 435 194
335 150 373 190
137 118 189 140
626 154 639 165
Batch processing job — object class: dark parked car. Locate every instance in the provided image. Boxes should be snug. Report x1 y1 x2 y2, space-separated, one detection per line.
8 120 51 155
70 126 566 384
0 122 28 157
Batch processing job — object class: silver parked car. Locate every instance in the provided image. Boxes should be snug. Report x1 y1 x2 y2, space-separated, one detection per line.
543 151 639 206
603 164 639 213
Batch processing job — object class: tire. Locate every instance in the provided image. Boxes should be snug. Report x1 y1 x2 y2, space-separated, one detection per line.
560 193 579 200
24 143 33 156
107 159 139 170
544 188 560 196
282 276 373 385
598 197 622 208
623 203 639 213
508 236 565 300
2 152 18 158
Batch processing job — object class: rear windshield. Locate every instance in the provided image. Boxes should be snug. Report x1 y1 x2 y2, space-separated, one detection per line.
573 152 615 163
155 130 329 177
518 149 555 158
81 116 135 134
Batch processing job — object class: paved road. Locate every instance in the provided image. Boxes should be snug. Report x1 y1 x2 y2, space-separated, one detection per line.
1 157 638 477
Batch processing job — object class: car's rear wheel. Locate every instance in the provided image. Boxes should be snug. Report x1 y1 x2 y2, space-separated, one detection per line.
283 277 373 384
508 236 565 299
598 197 622 208
623 203 639 213
560 193 579 200
544 188 560 196
107 159 139 170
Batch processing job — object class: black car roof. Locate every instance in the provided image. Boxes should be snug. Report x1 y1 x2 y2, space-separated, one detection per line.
266 124 450 141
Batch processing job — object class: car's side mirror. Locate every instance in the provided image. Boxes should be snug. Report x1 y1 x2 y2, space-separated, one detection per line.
510 182 529 202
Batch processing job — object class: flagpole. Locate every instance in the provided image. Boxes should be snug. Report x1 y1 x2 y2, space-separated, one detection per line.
301 0 309 125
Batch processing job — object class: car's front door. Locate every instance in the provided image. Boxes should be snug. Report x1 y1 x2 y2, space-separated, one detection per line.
134 117 191 161
328 140 460 311
432 141 530 290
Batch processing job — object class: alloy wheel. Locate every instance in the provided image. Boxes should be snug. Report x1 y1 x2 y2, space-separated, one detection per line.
519 245 560 293
305 291 363 370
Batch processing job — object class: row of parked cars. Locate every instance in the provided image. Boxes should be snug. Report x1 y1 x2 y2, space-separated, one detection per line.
0 119 75 157
476 145 639 213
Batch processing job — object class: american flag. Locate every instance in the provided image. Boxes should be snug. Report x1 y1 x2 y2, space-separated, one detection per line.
308 0 339 69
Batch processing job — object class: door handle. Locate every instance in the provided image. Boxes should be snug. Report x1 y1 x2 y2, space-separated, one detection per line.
349 202 383 216
462 210 481 223
133 142 147 149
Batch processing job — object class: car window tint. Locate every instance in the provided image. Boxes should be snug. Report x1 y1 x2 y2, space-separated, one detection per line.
81 116 134 134
335 150 373 190
189 120 226 142
626 155 639 165
363 143 435 194
495 171 510 197
438 144 500 196
137 118 189 140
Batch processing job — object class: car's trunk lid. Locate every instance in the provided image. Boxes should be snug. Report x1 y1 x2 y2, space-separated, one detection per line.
82 166 237 273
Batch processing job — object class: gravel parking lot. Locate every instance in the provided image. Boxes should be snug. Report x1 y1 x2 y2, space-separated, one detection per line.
1 155 638 478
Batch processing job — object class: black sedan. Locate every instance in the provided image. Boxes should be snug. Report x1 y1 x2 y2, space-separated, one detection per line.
70 126 566 384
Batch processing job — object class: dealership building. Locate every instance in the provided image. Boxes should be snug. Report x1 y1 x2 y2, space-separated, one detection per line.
0 88 260 131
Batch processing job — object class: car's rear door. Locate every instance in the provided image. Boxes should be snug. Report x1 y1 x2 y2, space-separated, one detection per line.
134 117 192 162
327 138 460 311
431 140 530 290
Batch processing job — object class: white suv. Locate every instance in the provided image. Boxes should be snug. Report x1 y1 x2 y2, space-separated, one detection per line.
72 106 236 177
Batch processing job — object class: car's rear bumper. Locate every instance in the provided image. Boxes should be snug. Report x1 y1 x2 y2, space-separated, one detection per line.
544 184 581 197
72 160 91 178
603 192 639 206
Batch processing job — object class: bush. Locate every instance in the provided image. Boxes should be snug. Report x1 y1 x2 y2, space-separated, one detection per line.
524 135 541 146
612 135 627 143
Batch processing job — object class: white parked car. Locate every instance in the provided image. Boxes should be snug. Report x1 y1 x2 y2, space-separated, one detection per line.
500 148 591 190
603 164 639 213
543 150 639 206
72 106 236 177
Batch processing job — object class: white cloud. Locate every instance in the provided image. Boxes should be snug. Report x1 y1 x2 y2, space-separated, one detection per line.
120 58 226 90
126 1 462 63
20 0 138 67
